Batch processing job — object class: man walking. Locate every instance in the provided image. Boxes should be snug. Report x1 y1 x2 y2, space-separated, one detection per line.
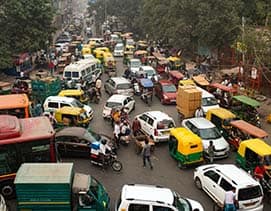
224 188 237 211
208 140 215 163
142 139 153 169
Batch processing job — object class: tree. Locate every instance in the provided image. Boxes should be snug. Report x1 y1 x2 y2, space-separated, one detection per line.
0 0 55 69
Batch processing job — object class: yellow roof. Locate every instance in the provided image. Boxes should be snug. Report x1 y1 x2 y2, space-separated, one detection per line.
239 139 271 156
179 79 195 86
170 127 202 145
58 89 84 97
207 108 236 119
167 56 181 62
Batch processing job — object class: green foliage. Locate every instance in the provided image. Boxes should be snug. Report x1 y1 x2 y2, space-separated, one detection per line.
0 0 55 69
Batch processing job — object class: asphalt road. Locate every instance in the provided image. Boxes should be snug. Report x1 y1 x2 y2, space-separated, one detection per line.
7 57 271 211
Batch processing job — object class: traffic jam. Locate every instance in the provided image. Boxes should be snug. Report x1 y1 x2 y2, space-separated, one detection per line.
1 5 271 211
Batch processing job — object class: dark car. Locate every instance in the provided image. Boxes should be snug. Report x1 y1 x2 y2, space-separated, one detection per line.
55 127 111 158
154 80 177 104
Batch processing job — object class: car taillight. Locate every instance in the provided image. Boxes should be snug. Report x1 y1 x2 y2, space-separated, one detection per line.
154 129 158 136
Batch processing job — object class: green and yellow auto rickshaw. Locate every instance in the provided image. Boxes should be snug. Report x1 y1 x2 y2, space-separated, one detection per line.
169 127 204 168
167 56 182 70
236 138 271 172
54 106 91 128
206 107 237 141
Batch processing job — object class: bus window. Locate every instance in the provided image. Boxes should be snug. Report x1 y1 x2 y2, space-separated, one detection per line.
72 71 79 78
64 71 71 78
81 69 86 76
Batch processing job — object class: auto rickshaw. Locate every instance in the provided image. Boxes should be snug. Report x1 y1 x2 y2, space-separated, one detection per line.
152 52 169 74
169 127 204 168
93 47 110 62
81 45 92 56
192 74 210 89
178 79 195 87
134 50 148 65
58 89 89 103
54 106 91 128
103 52 116 76
229 120 268 150
168 71 184 87
206 107 237 141
208 83 237 108
123 45 135 65
136 40 148 50
139 78 153 106
236 139 271 173
167 56 182 70
231 95 261 128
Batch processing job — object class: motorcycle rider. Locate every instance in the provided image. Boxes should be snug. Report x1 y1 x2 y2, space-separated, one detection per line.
99 139 112 167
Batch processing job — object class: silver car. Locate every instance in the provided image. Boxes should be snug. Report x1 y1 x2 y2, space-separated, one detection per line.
104 77 134 96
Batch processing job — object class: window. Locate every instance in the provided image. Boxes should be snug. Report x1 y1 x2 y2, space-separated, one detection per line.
204 170 220 183
48 102 59 108
245 148 259 164
211 114 222 127
147 118 154 126
185 121 193 130
153 205 173 211
238 185 262 201
220 178 233 191
124 99 128 105
139 114 148 122
60 103 70 108
64 71 71 78
128 204 149 211
72 71 79 78
81 69 86 76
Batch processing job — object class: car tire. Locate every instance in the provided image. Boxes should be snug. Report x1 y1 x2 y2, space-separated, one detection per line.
194 177 202 190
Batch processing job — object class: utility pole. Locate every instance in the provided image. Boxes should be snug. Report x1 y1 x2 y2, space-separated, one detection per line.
242 16 245 65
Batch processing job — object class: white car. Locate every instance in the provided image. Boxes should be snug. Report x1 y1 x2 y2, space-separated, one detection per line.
139 65 159 82
182 117 230 159
113 43 124 57
194 164 264 211
129 58 142 75
115 184 204 211
104 77 134 96
102 94 135 118
135 111 175 142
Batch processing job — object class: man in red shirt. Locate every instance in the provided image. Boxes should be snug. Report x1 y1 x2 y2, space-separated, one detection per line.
254 162 266 180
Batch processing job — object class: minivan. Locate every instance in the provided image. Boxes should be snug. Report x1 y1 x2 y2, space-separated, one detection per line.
194 164 264 211
43 96 93 118
113 43 124 57
104 77 134 96
196 86 219 114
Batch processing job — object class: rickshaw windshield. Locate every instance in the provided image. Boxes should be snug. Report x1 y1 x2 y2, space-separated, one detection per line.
162 85 177 93
202 97 218 106
106 102 122 108
199 127 221 140
71 99 84 108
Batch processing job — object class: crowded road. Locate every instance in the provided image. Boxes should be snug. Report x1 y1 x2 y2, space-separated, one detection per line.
67 57 271 211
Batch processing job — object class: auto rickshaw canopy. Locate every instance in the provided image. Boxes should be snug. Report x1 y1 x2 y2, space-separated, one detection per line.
58 89 85 97
209 83 238 93
169 71 184 80
192 75 210 87
178 79 195 87
134 50 148 56
238 138 271 157
170 127 203 155
230 120 268 139
55 106 86 116
233 95 260 108
206 107 236 121
167 56 181 62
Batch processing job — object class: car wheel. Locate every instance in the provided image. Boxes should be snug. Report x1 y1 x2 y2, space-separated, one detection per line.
194 177 202 190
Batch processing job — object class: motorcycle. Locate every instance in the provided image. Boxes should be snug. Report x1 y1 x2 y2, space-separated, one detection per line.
90 149 122 172
88 87 100 104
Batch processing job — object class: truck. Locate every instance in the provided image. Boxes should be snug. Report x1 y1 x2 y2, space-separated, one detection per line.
15 163 110 211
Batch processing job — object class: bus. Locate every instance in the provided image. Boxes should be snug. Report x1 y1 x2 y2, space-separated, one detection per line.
0 94 30 118
0 115 57 198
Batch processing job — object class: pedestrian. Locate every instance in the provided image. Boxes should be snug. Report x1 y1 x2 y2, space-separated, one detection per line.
48 60 54 76
95 77 102 96
208 141 215 163
195 106 204 117
224 188 237 211
142 139 153 169
113 120 121 147
132 117 141 136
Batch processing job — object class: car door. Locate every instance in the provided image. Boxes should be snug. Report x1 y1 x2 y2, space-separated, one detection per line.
146 117 155 137
138 114 149 134
202 170 221 202
124 97 134 113
104 79 112 94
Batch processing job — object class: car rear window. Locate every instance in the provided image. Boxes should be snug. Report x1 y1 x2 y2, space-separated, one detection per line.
238 185 262 201
157 119 175 129
117 83 132 89
106 102 122 108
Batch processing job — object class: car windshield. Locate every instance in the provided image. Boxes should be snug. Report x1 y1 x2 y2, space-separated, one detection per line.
117 83 132 89
157 119 175 129
199 127 221 139
131 60 141 67
84 130 101 143
105 101 122 108
162 84 177 93
202 97 218 106
115 46 123 51
71 99 84 108
238 186 262 201
144 68 155 76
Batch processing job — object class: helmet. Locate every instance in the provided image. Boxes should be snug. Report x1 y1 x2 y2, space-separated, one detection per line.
101 139 107 145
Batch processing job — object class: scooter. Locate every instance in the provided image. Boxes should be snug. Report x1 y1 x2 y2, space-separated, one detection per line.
90 150 122 172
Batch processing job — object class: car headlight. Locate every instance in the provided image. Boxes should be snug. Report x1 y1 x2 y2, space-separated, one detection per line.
163 95 169 99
